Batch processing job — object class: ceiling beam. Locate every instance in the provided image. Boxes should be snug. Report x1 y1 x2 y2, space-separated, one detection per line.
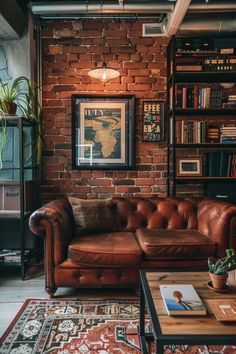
0 0 26 38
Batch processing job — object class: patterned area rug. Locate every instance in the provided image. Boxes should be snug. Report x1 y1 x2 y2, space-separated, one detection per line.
0 299 236 354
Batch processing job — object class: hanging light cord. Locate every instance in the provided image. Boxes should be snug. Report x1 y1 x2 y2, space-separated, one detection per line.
87 0 120 82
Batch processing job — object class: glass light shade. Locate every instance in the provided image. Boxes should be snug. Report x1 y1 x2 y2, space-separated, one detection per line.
220 83 235 89
88 63 120 82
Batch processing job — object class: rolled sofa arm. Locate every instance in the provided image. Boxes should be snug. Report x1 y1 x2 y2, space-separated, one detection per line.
29 198 74 266
197 199 236 257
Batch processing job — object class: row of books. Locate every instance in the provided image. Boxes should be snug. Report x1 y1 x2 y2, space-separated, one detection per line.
222 95 236 108
204 56 236 72
176 120 207 143
206 151 236 177
175 121 236 144
220 126 236 143
0 249 30 263
176 55 236 72
176 86 222 109
160 283 236 321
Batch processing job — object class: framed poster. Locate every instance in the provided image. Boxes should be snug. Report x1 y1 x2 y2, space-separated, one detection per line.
71 95 135 170
142 101 164 142
176 157 203 177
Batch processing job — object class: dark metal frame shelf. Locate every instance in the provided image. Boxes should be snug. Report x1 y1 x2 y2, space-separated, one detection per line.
176 177 236 181
168 72 236 84
0 249 37 266
167 36 236 198
171 108 236 116
170 143 236 148
0 116 40 279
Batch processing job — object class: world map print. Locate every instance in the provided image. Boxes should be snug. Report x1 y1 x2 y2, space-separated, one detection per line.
83 108 122 160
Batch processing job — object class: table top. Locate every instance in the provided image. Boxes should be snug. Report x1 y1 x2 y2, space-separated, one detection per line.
141 271 236 336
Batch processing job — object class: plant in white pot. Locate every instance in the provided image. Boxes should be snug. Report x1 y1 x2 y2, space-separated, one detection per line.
208 249 236 290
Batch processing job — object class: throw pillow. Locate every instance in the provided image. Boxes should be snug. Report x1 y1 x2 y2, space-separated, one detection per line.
68 197 117 235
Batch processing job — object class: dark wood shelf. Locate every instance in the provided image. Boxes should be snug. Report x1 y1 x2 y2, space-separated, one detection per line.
176 177 236 181
169 108 236 116
176 51 226 56
170 143 236 148
171 71 236 83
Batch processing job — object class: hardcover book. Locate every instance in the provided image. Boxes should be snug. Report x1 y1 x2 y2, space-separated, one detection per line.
176 65 202 72
159 284 207 316
206 299 236 321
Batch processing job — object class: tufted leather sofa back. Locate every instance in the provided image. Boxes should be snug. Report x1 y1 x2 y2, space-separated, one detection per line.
112 197 199 232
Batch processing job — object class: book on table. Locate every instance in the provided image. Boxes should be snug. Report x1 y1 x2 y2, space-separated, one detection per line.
159 284 207 316
206 299 236 321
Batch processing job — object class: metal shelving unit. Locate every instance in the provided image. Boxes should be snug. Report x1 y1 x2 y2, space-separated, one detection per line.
0 116 40 279
167 37 236 199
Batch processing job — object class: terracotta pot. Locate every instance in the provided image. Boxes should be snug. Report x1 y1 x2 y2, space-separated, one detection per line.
209 272 228 290
0 101 17 115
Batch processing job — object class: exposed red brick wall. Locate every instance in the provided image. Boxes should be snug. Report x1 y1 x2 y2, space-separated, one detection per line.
41 19 169 201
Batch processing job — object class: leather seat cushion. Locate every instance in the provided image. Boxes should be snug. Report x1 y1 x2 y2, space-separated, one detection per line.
68 232 143 266
136 228 216 259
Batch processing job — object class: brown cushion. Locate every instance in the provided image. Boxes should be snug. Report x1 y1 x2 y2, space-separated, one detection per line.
68 197 117 235
68 232 143 266
136 228 216 260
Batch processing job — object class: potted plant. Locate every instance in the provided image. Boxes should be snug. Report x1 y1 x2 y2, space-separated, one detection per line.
0 76 42 167
17 78 42 163
208 249 236 290
0 76 28 115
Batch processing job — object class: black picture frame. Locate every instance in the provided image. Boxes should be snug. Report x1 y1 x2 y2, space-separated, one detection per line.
142 100 164 142
72 94 135 170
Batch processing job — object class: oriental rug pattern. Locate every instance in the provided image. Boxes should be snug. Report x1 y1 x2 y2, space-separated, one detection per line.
0 299 235 354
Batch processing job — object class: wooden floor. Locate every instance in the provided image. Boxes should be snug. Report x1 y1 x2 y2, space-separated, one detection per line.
0 266 138 338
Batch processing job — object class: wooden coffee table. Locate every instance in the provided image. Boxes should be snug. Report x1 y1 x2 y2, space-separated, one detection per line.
139 271 236 354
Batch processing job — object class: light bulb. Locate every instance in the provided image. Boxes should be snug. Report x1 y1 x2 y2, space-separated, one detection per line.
102 70 107 81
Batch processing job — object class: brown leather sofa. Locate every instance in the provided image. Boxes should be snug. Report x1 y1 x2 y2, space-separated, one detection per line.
29 197 236 297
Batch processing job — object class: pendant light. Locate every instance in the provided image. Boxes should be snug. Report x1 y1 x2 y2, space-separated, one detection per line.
88 62 120 82
88 1 120 82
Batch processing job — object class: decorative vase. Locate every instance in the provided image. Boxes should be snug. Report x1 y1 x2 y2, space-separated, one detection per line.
209 272 228 290
0 101 17 115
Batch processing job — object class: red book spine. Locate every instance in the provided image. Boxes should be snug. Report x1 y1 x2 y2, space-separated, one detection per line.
182 87 187 108
193 85 199 109
233 155 236 177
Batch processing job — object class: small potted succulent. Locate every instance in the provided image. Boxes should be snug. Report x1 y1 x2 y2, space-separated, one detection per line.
208 249 236 290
